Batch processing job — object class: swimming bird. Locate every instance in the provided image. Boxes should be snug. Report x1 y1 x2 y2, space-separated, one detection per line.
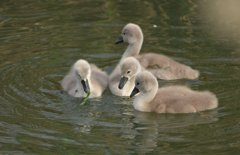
115 23 199 80
130 71 218 113
61 59 108 98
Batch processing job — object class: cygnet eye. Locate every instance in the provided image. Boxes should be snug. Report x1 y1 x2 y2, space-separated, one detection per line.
127 71 131 74
136 82 140 85
123 32 126 35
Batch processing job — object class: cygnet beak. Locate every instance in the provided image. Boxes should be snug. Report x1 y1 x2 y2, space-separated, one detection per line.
130 87 140 98
81 79 90 94
115 36 124 44
118 76 128 89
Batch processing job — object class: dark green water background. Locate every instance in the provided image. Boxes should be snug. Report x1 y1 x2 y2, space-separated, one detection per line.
0 0 240 154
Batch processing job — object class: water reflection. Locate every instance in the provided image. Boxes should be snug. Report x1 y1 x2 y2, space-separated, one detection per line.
114 101 220 154
200 0 240 41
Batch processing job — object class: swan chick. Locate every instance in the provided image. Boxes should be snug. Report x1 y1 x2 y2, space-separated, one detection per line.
130 71 218 113
109 57 141 96
115 23 143 59
118 57 142 96
115 23 200 80
61 59 108 98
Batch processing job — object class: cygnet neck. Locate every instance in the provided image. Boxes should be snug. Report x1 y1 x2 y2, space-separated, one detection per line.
121 40 143 61
143 84 158 103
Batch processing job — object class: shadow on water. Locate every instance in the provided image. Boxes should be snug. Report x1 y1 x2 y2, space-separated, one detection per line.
0 0 240 154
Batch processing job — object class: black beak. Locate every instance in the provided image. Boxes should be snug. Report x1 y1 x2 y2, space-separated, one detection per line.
115 36 124 44
130 87 140 98
118 76 128 89
81 79 90 94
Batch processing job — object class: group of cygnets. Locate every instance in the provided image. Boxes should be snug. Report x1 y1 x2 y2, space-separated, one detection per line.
61 23 218 114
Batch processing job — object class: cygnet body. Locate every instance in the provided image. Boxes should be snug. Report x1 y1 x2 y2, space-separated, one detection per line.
130 71 218 113
61 59 108 98
115 23 199 80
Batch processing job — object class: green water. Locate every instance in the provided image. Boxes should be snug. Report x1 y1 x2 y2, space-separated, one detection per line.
0 0 240 154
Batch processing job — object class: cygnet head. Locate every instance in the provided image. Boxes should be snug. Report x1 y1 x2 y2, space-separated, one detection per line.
73 59 91 93
130 71 158 98
118 57 141 89
115 23 143 45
